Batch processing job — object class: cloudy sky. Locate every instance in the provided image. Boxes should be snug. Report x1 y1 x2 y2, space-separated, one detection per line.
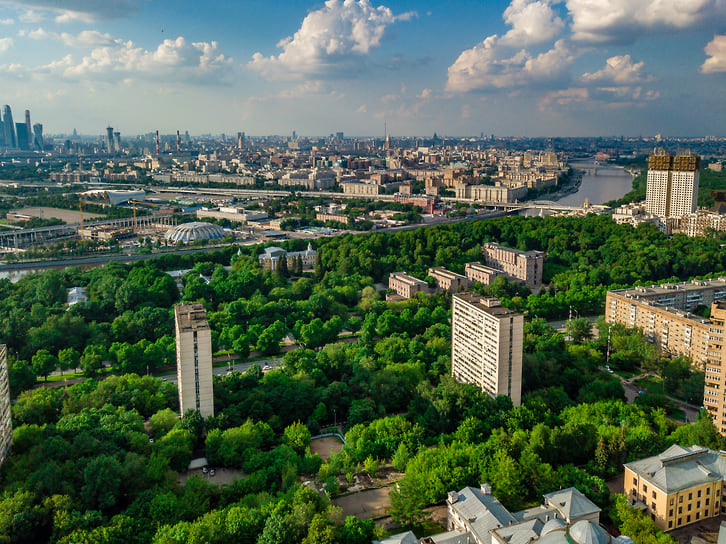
0 0 724 137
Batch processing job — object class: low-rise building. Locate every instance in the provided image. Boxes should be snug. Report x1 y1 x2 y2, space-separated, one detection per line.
483 242 545 292
428 267 471 293
388 272 430 300
378 484 627 544
258 244 317 272
465 261 504 285
196 206 268 223
455 182 528 203
624 444 726 531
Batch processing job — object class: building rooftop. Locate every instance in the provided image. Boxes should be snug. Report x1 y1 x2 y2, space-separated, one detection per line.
484 241 545 258
610 278 726 298
543 488 602 523
390 272 428 286
624 444 726 493
175 303 210 331
454 292 519 318
429 266 467 280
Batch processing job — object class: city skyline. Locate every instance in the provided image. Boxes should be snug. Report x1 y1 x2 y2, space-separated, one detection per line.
0 0 724 137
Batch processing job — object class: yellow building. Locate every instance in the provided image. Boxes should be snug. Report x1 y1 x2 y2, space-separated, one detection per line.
624 445 726 531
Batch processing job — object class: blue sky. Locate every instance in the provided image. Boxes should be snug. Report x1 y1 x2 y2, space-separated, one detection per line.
0 0 724 137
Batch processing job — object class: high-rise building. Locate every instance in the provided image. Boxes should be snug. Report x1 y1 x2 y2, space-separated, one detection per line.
24 110 32 150
2 105 16 148
15 123 29 151
705 301 726 433
174 303 214 419
451 293 523 406
106 126 115 154
114 132 121 152
645 150 700 218
0 345 12 466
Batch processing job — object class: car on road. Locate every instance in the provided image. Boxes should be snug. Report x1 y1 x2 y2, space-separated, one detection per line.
605 365 614 373
209 469 216 477
202 466 208 474
262 365 271 370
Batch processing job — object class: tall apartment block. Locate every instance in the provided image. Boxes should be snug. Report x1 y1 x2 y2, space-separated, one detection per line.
0 345 12 466
451 293 523 406
645 150 700 218
482 242 545 292
175 304 214 419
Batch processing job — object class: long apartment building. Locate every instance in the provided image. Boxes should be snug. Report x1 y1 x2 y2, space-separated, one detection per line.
624 444 726 531
451 293 523 406
606 279 726 434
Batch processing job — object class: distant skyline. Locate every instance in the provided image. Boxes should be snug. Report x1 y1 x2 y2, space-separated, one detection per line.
0 0 724 137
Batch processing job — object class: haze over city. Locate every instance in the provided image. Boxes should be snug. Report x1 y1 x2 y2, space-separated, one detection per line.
0 0 725 136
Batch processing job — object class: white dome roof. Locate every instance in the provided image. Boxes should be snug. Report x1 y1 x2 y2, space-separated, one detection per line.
541 518 566 536
164 222 227 243
568 520 610 544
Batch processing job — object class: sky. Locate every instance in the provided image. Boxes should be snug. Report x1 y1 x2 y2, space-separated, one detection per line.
0 0 724 137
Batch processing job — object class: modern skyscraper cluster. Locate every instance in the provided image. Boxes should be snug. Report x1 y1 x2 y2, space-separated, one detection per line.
645 149 700 218
0 105 43 151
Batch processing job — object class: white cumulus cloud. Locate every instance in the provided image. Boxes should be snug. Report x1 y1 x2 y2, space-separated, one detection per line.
446 37 573 92
581 55 653 84
249 0 415 79
701 35 726 73
0 37 12 53
500 0 565 46
566 0 726 43
36 36 233 83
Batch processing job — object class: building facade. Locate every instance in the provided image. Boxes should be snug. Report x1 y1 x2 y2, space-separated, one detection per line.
258 244 317 272
465 261 504 285
645 151 700 218
624 445 726 531
606 281 726 434
451 293 523 406
482 242 545 292
388 272 430 300
0 345 11 466
428 266 471 293
175 304 214 419
705 302 726 433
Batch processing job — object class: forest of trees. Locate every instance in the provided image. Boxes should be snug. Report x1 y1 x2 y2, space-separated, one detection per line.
0 214 723 543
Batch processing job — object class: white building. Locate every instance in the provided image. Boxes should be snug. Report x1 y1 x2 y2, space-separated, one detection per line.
645 151 700 218
451 293 523 406
175 304 214 419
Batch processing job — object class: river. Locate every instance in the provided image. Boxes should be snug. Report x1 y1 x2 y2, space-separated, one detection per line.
556 160 636 207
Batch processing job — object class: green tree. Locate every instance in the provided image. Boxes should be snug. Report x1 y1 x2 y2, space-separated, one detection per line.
80 345 106 377
58 347 80 376
81 455 124 511
31 349 58 381
283 421 312 456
